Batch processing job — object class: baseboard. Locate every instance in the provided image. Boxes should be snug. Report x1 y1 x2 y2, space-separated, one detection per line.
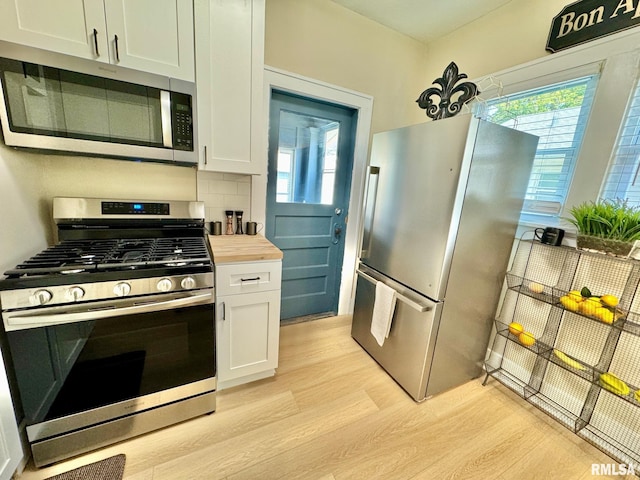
218 369 276 390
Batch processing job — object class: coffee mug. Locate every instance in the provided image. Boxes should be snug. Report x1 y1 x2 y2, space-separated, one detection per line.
246 221 263 235
535 227 564 246
211 221 222 236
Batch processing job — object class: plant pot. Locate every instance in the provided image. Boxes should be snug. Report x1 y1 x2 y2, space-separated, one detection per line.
576 234 634 257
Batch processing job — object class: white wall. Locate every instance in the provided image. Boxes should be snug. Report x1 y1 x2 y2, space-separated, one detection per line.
0 147 49 273
423 0 572 85
265 0 429 133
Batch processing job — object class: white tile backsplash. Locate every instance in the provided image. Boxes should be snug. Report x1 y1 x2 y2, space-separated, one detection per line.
197 171 252 228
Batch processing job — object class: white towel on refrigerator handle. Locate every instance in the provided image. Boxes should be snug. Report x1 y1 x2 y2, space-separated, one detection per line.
370 281 397 346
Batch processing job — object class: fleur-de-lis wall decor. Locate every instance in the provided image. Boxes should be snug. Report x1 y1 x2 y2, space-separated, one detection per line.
416 62 479 120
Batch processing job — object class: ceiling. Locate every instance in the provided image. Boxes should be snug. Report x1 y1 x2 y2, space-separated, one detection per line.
330 0 513 44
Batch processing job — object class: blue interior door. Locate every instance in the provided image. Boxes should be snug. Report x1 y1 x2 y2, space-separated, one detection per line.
266 90 357 320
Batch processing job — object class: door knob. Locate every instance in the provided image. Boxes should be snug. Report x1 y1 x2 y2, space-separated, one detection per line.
333 223 343 244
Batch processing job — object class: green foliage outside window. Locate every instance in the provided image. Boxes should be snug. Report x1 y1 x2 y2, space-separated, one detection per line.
487 85 587 124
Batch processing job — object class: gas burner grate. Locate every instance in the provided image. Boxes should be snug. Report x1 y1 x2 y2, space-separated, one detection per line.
153 237 212 261
4 237 211 278
6 240 118 276
99 239 156 267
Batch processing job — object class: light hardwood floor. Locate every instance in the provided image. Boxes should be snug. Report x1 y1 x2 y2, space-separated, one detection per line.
15 315 632 480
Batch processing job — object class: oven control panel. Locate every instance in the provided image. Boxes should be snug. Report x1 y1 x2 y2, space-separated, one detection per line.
0 272 214 310
102 201 170 215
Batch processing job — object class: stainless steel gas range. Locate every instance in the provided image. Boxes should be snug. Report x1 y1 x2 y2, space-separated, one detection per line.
0 197 216 467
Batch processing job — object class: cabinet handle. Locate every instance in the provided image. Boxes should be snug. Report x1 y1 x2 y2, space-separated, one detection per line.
114 34 120 62
204 145 207 165
221 302 225 321
93 29 100 57
240 277 261 282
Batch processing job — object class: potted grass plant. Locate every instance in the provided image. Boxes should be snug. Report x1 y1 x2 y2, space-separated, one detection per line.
566 199 640 256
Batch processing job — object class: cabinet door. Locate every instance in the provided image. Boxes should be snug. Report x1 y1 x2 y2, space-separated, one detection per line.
216 290 280 383
0 0 108 62
195 0 265 173
104 0 195 81
0 348 22 479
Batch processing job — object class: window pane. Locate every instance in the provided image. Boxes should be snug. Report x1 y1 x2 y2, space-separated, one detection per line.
276 149 294 202
601 79 640 206
275 110 340 205
321 126 338 204
477 75 599 222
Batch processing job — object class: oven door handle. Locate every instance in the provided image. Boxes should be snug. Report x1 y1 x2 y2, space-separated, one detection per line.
3 291 214 331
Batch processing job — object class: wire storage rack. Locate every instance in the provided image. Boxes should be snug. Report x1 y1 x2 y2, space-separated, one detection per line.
484 235 640 470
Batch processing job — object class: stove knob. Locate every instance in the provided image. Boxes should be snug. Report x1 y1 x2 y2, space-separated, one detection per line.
29 289 52 306
65 286 85 302
181 276 196 290
157 278 173 292
113 282 131 297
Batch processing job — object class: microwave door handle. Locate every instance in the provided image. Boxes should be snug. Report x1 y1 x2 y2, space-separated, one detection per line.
161 90 173 148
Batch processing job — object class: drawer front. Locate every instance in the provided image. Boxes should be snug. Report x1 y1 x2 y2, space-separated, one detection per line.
215 261 282 296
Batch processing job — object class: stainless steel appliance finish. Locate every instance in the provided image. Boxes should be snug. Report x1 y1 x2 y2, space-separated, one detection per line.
31 385 215 467
352 265 442 400
3 286 213 330
0 40 196 164
53 197 205 222
1 198 215 466
352 114 538 401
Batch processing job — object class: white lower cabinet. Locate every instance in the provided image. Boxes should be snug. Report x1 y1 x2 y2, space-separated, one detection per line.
215 260 281 389
0 347 22 480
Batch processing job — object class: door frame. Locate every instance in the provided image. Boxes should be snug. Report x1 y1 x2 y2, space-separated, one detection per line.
253 66 373 315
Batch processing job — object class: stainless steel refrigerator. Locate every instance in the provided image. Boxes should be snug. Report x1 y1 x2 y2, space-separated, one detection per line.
351 113 538 401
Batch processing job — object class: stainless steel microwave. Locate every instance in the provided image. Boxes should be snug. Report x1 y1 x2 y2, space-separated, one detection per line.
0 40 196 165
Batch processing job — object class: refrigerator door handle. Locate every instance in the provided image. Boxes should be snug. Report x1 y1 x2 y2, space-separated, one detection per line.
356 269 433 313
361 166 380 259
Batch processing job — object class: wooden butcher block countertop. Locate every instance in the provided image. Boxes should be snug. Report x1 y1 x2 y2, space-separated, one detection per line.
208 234 283 263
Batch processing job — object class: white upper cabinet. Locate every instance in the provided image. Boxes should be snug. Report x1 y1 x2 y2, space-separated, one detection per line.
0 0 195 81
103 0 194 81
195 0 265 174
0 0 107 60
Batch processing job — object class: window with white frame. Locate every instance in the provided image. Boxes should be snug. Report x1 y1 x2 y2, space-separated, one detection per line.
601 77 640 206
276 148 294 203
477 74 599 224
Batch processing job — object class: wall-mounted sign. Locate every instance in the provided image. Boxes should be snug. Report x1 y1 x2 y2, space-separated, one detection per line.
547 0 640 52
